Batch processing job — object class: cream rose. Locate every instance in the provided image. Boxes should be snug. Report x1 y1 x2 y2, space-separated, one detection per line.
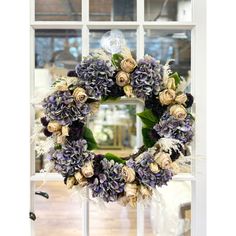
116 71 130 87
166 77 176 90
175 92 187 104
123 85 133 97
73 87 88 103
169 104 187 120
81 161 94 178
139 185 152 199
120 57 137 73
66 176 76 189
149 163 160 173
124 183 138 197
55 80 68 91
47 121 62 133
154 152 172 169
74 171 88 187
159 89 176 105
121 166 136 183
61 126 69 136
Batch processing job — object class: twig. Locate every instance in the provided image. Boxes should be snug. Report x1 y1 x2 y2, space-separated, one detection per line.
122 145 147 160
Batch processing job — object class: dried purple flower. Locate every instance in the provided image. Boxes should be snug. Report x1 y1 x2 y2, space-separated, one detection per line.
75 58 115 98
43 128 52 137
153 112 194 144
89 159 125 202
42 91 90 125
185 93 194 108
127 152 173 188
40 117 49 127
67 121 84 142
131 57 164 99
47 139 94 177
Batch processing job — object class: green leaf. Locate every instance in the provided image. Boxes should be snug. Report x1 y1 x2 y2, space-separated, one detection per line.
111 53 124 68
137 109 159 128
170 72 181 86
82 126 98 150
54 144 62 150
104 153 126 164
142 127 156 148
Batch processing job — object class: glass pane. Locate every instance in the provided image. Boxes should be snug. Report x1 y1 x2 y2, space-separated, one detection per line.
89 0 136 21
145 0 191 21
34 181 82 236
89 30 137 58
145 181 191 235
90 202 137 236
88 104 137 157
35 0 82 21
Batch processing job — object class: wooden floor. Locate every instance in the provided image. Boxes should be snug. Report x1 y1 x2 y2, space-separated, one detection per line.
34 182 154 236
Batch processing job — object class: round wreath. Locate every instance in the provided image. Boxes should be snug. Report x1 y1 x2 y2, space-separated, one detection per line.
40 48 194 207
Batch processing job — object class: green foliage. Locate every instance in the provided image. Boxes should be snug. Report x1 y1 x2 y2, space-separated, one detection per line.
111 53 124 68
82 126 98 150
54 144 62 150
142 127 156 148
104 153 126 164
137 109 159 129
170 72 181 86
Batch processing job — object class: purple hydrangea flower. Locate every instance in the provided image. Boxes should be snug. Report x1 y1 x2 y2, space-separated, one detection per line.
131 57 163 99
47 139 94 177
42 91 90 125
75 58 115 98
89 159 125 202
127 152 173 188
153 112 194 144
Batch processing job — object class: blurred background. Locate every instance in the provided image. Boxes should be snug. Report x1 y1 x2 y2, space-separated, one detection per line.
32 1 192 236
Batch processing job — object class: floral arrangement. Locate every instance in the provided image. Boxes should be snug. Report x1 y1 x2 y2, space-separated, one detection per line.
40 48 194 207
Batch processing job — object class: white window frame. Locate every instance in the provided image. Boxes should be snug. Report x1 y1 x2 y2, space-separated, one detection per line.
30 0 206 235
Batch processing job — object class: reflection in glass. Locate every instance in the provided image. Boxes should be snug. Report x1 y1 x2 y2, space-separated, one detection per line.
145 181 191 236
90 30 137 58
145 0 191 21
89 0 136 21
144 29 191 77
35 0 82 21
35 182 82 236
88 104 137 158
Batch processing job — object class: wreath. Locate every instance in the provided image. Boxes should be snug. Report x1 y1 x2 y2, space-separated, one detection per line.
40 47 194 207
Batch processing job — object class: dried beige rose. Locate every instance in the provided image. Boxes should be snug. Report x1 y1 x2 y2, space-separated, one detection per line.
124 183 138 197
118 196 130 206
81 161 94 178
121 166 136 183
139 185 152 199
66 176 76 189
61 126 69 136
120 57 137 73
154 152 172 169
149 163 160 173
169 104 187 120
128 196 137 208
123 85 133 97
159 89 176 105
166 77 176 90
55 80 68 91
57 135 66 144
47 121 62 133
74 171 88 187
116 71 130 87
175 92 187 105
73 87 88 103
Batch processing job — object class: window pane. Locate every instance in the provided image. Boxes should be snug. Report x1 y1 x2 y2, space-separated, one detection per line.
145 0 191 21
34 182 82 236
35 0 82 21
90 30 137 58
144 181 191 235
89 0 136 21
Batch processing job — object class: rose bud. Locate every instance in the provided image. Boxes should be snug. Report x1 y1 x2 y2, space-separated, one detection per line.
175 92 188 105
55 80 68 91
81 161 94 178
154 152 172 169
124 183 138 197
169 162 180 175
121 166 136 183
74 171 88 187
66 176 76 189
169 104 187 120
159 89 176 105
139 185 152 199
62 126 69 136
166 77 176 90
116 71 130 87
57 135 66 144
73 87 88 103
123 85 133 97
149 163 160 173
47 121 62 133
120 57 137 73
128 196 137 208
